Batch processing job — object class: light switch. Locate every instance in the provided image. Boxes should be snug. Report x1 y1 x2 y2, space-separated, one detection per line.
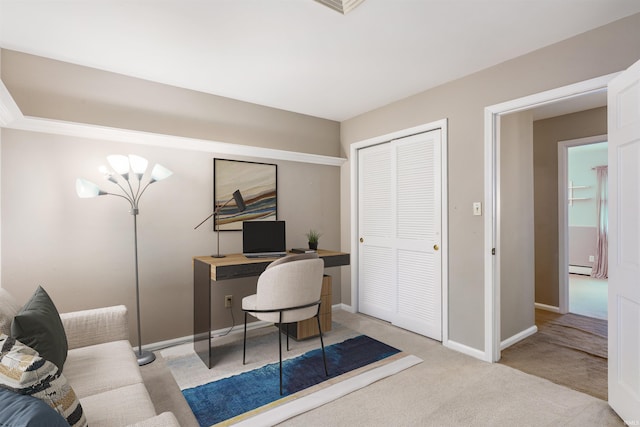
473 202 482 216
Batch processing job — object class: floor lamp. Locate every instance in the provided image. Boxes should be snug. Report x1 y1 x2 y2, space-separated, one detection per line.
76 154 173 366
194 189 246 258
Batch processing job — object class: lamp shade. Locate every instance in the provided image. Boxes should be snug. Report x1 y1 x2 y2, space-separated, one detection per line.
76 178 105 198
150 164 173 182
129 155 149 177
107 155 130 176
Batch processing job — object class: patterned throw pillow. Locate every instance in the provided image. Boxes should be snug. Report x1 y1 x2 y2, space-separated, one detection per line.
0 334 87 427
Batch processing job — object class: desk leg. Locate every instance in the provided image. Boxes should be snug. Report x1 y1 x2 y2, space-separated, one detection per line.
194 259 212 368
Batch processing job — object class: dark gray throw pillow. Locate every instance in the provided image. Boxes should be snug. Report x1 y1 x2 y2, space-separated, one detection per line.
11 286 68 371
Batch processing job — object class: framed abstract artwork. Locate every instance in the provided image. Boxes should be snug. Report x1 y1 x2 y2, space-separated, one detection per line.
213 158 277 230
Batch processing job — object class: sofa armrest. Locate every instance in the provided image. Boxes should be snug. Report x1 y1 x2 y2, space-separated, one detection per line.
60 305 130 350
126 412 181 427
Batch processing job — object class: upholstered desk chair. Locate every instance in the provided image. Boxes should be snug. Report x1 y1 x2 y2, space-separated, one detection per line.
242 253 328 394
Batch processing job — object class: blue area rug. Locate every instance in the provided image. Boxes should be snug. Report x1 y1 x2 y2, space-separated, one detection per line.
182 335 400 426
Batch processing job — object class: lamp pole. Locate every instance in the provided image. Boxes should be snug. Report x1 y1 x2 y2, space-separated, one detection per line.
131 207 154 365
76 155 172 366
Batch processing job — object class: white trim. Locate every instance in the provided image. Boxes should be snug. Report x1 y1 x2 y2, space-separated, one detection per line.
483 72 619 363
0 79 346 167
440 122 450 345
557 134 607 315
141 320 271 353
333 303 356 313
144 306 352 353
483 108 499 363
350 121 446 150
349 141 359 314
0 80 21 127
443 339 487 360
534 302 560 313
500 325 537 351
350 118 449 342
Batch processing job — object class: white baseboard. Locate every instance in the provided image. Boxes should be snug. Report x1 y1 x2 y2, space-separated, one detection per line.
140 320 271 353
534 303 560 313
144 307 353 354
443 339 488 361
500 325 537 351
333 303 355 313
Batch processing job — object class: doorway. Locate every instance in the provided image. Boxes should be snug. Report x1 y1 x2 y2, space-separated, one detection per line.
488 62 640 421
483 73 617 363
560 138 608 320
489 81 612 401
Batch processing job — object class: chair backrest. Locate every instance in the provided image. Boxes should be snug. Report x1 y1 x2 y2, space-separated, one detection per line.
266 252 319 269
254 256 324 323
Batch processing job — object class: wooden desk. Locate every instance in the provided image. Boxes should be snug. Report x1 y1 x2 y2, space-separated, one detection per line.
193 249 350 368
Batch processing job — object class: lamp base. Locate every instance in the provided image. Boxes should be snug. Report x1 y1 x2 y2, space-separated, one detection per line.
212 254 226 258
136 350 156 366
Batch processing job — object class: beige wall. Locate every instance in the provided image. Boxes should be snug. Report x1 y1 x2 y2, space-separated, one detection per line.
1 50 340 158
341 13 640 351
0 51 342 345
500 111 535 341
533 107 607 307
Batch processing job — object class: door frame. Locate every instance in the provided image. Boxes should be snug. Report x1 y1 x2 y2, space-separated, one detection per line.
557 134 608 315
350 118 449 343
483 73 619 362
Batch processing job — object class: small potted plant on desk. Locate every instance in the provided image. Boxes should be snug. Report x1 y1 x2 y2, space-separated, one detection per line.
306 229 322 250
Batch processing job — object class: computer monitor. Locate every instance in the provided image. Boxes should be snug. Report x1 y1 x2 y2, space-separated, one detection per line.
242 220 287 258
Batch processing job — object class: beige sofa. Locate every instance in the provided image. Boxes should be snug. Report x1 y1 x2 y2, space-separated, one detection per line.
0 289 179 426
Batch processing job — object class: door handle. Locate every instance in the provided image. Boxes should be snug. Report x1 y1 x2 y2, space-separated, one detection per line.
433 244 439 251
360 237 364 243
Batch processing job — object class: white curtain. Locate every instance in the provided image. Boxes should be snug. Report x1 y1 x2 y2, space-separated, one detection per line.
591 165 608 279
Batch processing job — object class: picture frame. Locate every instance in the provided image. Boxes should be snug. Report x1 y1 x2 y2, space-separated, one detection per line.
213 158 277 230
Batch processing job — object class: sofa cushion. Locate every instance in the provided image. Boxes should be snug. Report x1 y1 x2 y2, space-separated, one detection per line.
11 286 68 371
64 339 143 398
0 288 21 336
0 334 87 427
80 383 157 427
0 387 68 427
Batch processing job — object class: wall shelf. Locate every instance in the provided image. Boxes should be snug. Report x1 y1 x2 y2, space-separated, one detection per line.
568 181 592 206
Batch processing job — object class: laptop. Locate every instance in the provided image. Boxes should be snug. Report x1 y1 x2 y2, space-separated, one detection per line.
242 220 287 258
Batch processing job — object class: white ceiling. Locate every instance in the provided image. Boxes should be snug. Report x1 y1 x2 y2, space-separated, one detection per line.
1 0 639 122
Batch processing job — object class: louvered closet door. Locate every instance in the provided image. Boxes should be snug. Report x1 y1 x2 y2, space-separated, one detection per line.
358 142 395 322
358 130 442 341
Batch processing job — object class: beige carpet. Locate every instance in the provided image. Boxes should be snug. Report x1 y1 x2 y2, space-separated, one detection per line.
141 310 623 426
500 311 608 401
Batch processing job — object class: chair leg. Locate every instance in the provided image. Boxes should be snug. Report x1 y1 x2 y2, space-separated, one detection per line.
243 312 248 365
278 318 283 395
316 314 328 376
